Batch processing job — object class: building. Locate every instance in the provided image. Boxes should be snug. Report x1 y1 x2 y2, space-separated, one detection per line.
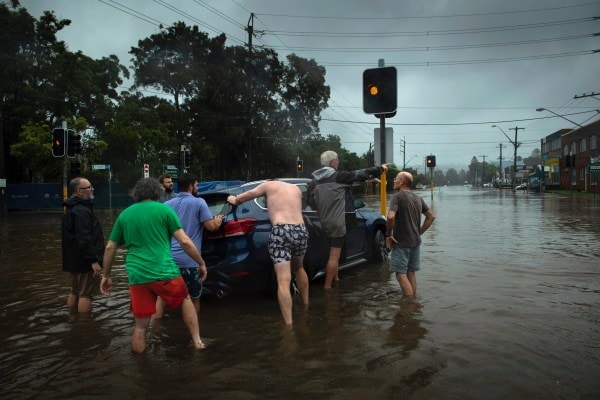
541 119 600 192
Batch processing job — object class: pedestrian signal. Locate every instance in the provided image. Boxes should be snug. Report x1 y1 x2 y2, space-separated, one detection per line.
362 66 397 115
52 128 66 157
426 155 436 168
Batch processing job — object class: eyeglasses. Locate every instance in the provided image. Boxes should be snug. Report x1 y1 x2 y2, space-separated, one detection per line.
77 186 93 191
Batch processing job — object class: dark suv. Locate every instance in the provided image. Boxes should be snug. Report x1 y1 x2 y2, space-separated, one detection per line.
200 178 387 298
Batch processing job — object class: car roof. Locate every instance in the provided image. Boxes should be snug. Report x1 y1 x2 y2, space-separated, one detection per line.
199 178 311 195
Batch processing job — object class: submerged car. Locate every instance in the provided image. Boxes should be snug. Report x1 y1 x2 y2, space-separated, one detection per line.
199 178 387 298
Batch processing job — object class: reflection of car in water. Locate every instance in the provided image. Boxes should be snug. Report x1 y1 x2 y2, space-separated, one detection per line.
199 178 388 298
515 179 540 192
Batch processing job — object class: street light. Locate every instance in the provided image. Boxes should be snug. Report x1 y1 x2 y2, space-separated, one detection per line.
492 125 520 190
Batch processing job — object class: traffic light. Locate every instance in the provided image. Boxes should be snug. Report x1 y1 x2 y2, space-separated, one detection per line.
426 155 436 168
296 159 303 172
362 66 397 115
184 150 192 168
52 128 66 157
67 130 81 157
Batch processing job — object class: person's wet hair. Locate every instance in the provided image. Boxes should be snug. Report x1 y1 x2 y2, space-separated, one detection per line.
132 178 163 202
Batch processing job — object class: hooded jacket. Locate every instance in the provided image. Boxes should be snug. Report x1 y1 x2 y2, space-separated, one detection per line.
61 195 105 273
307 165 384 239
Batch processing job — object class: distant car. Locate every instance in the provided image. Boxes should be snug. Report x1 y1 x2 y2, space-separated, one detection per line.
199 178 388 298
515 183 528 190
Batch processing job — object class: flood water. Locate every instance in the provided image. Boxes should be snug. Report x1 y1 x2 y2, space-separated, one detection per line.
1 186 599 400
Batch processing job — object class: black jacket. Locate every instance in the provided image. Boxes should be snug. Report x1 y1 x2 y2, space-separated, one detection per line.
61 196 105 273
307 165 384 238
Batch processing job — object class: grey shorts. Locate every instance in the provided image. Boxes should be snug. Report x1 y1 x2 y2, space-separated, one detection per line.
268 224 308 265
389 246 421 274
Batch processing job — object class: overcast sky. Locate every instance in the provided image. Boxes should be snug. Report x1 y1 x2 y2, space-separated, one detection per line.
21 0 600 170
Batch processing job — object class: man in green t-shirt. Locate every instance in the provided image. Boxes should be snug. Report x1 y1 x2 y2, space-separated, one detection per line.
101 178 207 353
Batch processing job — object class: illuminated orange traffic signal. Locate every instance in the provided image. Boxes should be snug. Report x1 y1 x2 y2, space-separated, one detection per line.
296 159 303 172
52 128 65 157
363 66 397 115
426 155 436 168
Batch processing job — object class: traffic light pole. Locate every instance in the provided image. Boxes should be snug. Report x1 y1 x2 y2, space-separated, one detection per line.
379 116 387 216
61 121 68 203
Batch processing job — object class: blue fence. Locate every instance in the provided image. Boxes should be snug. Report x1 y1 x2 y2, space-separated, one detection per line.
6 180 244 210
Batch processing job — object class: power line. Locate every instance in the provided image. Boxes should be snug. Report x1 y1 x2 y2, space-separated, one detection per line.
262 17 595 38
268 33 596 53
257 2 600 20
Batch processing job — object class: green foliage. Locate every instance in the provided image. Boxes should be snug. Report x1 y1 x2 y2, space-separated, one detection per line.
9 122 61 182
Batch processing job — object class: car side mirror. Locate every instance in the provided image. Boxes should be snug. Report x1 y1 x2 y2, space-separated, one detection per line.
353 199 366 209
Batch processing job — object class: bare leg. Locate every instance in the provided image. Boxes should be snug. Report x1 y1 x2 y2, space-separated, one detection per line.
180 296 204 349
407 271 417 295
324 246 342 289
292 256 309 306
396 272 415 297
132 317 151 353
67 293 78 314
77 297 92 313
191 298 200 314
274 262 293 325
153 297 166 319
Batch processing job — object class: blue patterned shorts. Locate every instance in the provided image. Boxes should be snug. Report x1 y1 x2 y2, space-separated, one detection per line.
267 224 308 265
180 267 203 299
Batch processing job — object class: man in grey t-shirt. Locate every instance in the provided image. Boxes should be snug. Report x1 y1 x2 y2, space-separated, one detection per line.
385 171 436 297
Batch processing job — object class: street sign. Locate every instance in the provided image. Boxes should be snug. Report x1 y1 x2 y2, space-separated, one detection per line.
143 163 150 178
163 164 179 179
589 164 600 173
92 164 110 170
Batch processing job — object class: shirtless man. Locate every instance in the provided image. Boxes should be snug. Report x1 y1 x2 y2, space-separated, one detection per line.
227 180 309 325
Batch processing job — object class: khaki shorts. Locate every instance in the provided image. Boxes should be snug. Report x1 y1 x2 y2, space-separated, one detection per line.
70 272 99 299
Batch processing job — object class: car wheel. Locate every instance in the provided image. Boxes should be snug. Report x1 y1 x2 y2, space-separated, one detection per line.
369 229 387 262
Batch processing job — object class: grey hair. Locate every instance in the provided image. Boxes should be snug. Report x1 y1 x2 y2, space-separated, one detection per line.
69 177 85 193
320 151 338 167
132 178 163 202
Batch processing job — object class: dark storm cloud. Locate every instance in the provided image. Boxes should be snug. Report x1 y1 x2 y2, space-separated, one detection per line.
21 0 600 168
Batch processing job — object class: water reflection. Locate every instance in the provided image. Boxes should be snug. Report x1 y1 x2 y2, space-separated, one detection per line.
1 188 599 399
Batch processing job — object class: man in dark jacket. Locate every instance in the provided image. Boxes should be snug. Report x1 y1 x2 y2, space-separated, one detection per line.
307 151 387 289
62 177 105 314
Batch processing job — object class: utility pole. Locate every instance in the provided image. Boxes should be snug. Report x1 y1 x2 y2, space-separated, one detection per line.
245 13 255 181
497 144 504 183
573 91 600 100
509 127 524 191
479 155 486 187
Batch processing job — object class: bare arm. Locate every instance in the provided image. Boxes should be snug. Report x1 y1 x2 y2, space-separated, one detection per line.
385 210 397 249
227 183 267 205
100 240 119 295
420 209 436 235
173 228 207 282
203 214 224 232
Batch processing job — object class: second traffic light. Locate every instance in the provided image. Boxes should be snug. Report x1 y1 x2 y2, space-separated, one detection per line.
362 66 397 115
67 130 81 157
426 155 436 168
296 159 303 172
52 128 66 157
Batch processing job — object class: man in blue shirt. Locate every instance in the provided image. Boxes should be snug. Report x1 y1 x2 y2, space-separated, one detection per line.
155 173 224 316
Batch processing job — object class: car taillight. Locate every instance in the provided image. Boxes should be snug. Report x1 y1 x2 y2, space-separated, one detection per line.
206 218 256 239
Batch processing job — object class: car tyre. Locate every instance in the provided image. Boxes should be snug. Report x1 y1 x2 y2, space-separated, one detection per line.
369 229 387 262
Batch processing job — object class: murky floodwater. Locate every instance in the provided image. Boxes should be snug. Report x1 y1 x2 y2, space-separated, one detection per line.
1 187 599 400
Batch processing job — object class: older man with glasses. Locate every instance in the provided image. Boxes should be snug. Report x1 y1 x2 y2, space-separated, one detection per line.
61 177 105 314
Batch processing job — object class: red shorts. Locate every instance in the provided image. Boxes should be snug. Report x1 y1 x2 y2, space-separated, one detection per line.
129 276 189 318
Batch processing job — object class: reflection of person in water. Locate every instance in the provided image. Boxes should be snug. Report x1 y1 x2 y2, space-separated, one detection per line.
387 300 427 353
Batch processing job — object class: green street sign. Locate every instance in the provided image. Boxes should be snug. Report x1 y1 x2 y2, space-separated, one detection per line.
589 164 600 174
163 164 180 178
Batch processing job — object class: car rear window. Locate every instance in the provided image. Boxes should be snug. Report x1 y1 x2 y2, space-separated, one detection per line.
202 194 232 216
